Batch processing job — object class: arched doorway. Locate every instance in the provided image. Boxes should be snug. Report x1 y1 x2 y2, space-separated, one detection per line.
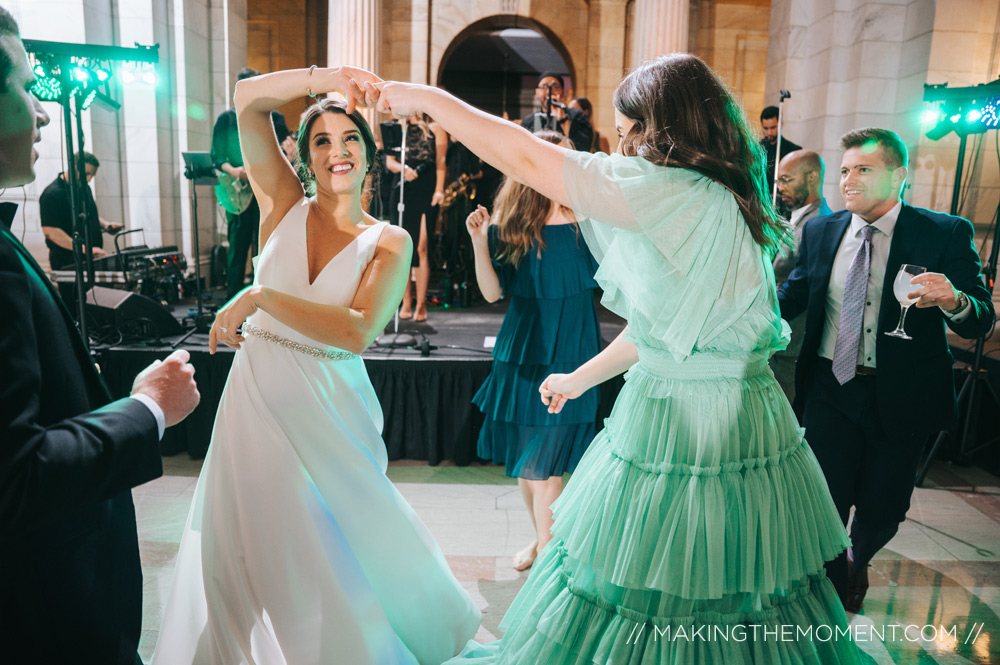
438 16 575 122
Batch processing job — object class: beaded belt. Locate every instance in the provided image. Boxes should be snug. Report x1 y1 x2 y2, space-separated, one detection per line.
241 321 359 361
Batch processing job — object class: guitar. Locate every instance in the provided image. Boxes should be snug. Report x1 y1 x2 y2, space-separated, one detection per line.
215 172 254 215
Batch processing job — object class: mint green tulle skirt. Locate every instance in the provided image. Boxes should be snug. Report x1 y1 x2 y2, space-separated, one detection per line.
446 351 876 664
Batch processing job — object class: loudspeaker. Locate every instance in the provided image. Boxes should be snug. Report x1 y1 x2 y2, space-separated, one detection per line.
86 286 184 337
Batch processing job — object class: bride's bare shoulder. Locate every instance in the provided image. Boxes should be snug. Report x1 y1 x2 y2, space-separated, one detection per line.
372 223 412 256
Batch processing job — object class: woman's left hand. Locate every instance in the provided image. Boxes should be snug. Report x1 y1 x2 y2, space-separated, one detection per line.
431 190 444 206
209 286 262 354
539 373 586 415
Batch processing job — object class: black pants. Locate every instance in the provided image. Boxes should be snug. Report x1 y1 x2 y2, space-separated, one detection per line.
226 197 260 300
802 358 924 604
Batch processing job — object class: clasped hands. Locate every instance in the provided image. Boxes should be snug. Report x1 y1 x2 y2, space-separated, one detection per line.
907 272 962 312
325 66 426 119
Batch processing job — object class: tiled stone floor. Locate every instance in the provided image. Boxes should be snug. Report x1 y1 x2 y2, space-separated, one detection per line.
136 457 1000 664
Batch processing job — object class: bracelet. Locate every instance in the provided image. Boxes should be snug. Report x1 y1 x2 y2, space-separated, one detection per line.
307 65 317 98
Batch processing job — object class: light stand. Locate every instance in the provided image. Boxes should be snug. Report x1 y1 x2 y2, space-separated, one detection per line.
376 119 417 348
917 196 1000 486
173 151 218 348
24 39 159 350
772 89 791 207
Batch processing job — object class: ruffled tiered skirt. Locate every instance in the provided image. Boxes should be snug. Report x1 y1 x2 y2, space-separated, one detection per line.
450 349 875 664
473 290 601 480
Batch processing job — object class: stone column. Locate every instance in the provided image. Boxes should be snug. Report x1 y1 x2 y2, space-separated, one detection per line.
588 0 629 148
630 0 689 68
329 0 381 125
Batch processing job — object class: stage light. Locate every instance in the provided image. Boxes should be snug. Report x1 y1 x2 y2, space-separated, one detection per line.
95 67 110 82
71 65 91 84
921 107 943 127
81 88 98 110
142 71 157 86
32 63 45 77
950 113 962 123
966 109 983 123
30 75 62 101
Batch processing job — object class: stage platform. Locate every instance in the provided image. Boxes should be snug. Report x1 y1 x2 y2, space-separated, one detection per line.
94 301 627 463
92 293 1000 473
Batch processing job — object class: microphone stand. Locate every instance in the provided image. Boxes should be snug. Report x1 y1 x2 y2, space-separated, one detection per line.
376 119 417 349
772 89 791 206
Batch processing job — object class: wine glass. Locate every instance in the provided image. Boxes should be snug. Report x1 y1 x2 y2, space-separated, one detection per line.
885 264 926 340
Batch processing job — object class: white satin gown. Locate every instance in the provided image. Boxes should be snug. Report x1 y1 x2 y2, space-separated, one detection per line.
154 198 481 665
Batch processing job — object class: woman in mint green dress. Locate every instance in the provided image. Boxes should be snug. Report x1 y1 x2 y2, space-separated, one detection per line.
370 54 874 664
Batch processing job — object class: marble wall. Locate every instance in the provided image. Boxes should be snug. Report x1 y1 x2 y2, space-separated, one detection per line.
766 0 1000 232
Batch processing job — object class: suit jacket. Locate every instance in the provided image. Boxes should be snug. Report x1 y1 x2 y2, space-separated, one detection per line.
520 107 594 154
0 208 163 665
774 198 833 358
778 202 995 440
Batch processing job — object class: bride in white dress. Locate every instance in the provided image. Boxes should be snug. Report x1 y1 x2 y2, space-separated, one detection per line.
154 66 480 665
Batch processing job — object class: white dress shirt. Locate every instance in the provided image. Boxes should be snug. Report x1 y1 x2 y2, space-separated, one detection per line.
818 201 971 368
130 393 166 439
819 203 900 367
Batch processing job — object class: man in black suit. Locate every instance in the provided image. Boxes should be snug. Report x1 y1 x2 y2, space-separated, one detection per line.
778 127 994 613
520 72 593 153
0 8 200 663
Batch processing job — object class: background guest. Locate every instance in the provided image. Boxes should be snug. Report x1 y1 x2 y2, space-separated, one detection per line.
778 127 994 613
568 97 610 153
466 131 600 571
771 149 831 401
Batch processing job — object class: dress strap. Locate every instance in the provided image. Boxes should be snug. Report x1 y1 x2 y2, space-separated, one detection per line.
359 221 389 264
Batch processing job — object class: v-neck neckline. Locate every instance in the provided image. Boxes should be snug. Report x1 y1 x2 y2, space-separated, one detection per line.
305 206 377 287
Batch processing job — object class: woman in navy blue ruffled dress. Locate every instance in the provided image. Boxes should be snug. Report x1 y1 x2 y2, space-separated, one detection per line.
467 131 602 570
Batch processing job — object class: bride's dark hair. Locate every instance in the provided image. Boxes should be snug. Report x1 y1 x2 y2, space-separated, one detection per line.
614 54 784 251
296 99 380 205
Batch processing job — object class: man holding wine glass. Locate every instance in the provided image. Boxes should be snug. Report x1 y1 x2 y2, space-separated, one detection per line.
777 127 994 613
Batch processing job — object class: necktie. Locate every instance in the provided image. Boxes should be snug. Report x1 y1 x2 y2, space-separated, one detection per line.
832 224 874 385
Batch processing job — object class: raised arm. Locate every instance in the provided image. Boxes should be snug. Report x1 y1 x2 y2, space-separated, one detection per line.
466 205 502 302
373 83 570 209
233 66 382 236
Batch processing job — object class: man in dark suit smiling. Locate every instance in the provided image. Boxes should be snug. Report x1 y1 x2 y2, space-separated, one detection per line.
0 7 200 663
778 127 994 613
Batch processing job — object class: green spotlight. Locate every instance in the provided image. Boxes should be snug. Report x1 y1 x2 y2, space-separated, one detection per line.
30 76 61 101
949 113 962 123
95 67 110 82
71 65 91 84
921 108 942 126
81 88 98 110
966 109 982 123
33 63 46 77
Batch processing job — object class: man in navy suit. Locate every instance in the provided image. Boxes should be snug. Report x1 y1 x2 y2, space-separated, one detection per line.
778 127 994 612
0 8 200 663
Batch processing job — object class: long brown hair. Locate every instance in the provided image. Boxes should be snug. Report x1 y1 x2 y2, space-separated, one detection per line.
614 54 784 251
492 130 575 267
